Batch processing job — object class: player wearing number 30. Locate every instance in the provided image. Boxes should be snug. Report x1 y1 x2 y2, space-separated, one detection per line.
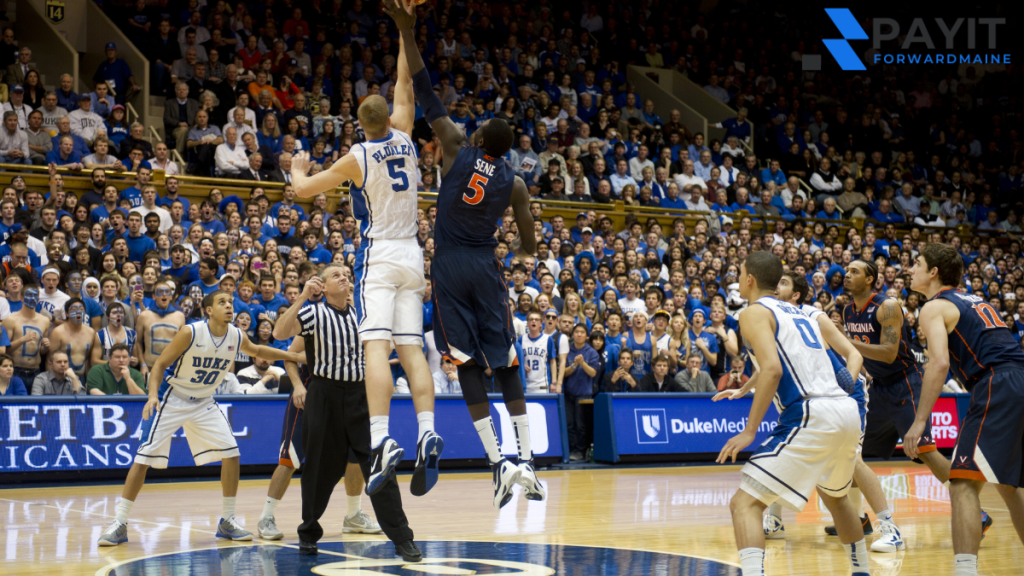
97 291 305 547
288 24 443 499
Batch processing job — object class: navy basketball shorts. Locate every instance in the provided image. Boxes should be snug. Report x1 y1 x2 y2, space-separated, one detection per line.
951 366 1024 487
862 370 936 460
430 247 517 369
279 386 358 470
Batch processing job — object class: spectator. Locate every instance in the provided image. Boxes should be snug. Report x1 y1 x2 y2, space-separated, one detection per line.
46 135 84 170
674 352 716 392
93 43 141 104
717 355 750 391
31 350 83 395
604 349 640 392
55 74 79 111
638 355 682 392
68 94 106 145
186 109 223 175
24 110 51 164
39 91 68 136
214 126 249 176
563 323 598 461
150 142 179 175
86 343 145 395
0 110 29 165
5 46 33 86
0 84 32 129
0 354 27 396
89 81 116 119
235 354 284 393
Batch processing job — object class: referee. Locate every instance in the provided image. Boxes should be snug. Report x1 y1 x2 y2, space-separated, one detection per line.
274 263 422 562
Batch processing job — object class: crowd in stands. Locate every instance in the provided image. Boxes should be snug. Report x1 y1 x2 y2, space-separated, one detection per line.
0 2 1021 461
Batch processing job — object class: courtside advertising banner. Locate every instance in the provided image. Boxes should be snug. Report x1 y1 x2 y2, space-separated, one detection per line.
0 394 565 473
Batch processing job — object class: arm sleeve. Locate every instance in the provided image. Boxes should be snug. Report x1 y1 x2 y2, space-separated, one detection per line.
412 68 448 124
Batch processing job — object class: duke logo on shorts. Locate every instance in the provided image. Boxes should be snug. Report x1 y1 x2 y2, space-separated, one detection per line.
740 297 860 511
350 128 426 346
134 322 243 468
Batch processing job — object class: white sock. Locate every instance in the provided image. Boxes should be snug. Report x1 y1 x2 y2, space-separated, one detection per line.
877 508 893 523
738 547 764 576
417 411 435 442
346 494 362 518
370 416 389 448
222 496 236 520
767 502 783 518
474 416 502 464
261 497 279 520
115 498 133 524
511 414 532 462
850 488 863 514
954 554 978 576
848 539 869 575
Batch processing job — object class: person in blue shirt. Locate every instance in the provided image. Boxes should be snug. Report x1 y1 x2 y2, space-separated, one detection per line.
302 231 332 263
712 108 752 142
119 165 151 209
871 198 906 224
730 188 757 212
124 211 156 265
270 186 306 222
186 257 222 297
816 197 842 220
760 159 787 186
0 354 28 396
46 135 84 169
687 309 719 373
93 43 140 104
157 176 190 214
198 200 226 234
449 100 477 136
253 276 288 322
660 182 688 210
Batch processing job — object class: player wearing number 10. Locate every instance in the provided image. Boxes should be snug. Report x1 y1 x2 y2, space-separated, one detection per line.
289 22 444 499
97 291 305 547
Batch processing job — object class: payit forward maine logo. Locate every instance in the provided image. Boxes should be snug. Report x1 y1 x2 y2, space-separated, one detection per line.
806 8 1010 71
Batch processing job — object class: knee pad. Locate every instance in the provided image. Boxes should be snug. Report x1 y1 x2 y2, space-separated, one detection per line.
458 364 490 406
493 366 525 403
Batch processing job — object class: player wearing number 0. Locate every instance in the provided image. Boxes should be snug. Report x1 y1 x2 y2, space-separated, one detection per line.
384 0 546 510
288 10 444 498
717 252 870 576
97 291 304 546
843 260 993 539
907 244 1024 576
755 271 905 553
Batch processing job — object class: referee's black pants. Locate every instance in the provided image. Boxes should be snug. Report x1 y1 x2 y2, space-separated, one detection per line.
298 377 414 544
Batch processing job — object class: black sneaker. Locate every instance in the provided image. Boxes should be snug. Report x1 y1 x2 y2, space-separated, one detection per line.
824 514 873 536
410 431 444 497
981 510 993 539
366 436 404 496
299 541 318 555
394 539 423 562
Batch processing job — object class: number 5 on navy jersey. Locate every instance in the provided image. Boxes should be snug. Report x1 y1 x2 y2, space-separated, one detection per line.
386 158 409 192
464 173 488 205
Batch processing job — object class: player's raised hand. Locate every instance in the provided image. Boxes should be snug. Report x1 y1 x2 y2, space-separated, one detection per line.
291 151 312 176
712 388 746 402
382 0 416 30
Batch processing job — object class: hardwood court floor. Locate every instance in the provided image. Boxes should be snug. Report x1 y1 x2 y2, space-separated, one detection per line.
1 462 1022 575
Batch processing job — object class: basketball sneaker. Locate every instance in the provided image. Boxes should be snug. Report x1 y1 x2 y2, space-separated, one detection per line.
491 458 522 510
216 516 253 540
343 511 383 533
367 436 404 496
97 520 128 546
870 520 905 552
763 513 786 540
825 514 873 536
517 460 546 501
258 515 284 540
410 431 444 497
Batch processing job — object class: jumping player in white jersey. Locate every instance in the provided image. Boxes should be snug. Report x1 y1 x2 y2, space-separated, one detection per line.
97 291 303 546
289 27 443 498
716 252 871 576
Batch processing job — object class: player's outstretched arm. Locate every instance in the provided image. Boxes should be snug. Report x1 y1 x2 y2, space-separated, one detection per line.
509 177 537 256
390 19 415 135
239 331 305 365
383 0 465 177
848 298 902 363
817 315 863 379
290 151 362 199
905 299 953 459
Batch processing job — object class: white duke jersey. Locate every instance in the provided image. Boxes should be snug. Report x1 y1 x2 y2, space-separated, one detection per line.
800 304 825 322
754 296 844 410
350 128 419 240
162 321 243 400
521 332 556 391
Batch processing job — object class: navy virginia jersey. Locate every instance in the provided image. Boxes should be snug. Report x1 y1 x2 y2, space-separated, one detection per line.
934 288 1024 384
434 144 516 248
844 293 918 381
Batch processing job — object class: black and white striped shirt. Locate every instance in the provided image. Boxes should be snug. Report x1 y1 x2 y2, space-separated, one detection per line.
297 300 364 381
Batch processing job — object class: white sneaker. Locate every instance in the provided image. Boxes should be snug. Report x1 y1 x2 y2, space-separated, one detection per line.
763 514 785 540
491 458 522 510
258 515 283 540
516 461 546 501
870 520 905 552
343 511 383 534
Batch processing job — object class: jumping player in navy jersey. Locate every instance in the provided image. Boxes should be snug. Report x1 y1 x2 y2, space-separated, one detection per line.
386 0 545 510
908 244 1024 576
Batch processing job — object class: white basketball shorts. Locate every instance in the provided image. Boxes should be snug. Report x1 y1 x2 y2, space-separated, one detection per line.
134 385 239 469
353 236 426 345
740 395 860 511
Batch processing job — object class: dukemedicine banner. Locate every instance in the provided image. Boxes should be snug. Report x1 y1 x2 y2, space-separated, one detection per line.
593 393 964 462
0 394 567 473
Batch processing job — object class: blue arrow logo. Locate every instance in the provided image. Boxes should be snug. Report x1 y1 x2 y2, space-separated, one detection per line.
824 8 867 70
